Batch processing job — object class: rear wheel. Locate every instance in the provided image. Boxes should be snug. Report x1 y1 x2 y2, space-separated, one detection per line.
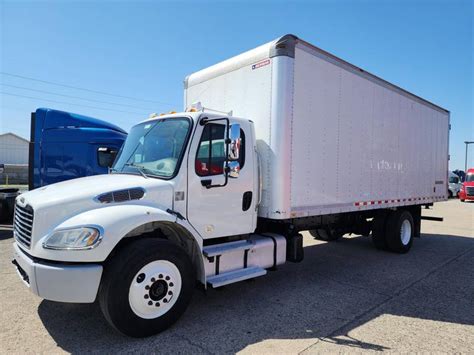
385 210 414 253
99 239 194 337
309 228 343 241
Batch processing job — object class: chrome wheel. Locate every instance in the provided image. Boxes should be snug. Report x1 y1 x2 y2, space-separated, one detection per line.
128 260 182 319
400 219 412 246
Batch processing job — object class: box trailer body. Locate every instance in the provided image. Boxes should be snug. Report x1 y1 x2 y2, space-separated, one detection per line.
29 108 127 189
185 35 450 220
12 35 450 337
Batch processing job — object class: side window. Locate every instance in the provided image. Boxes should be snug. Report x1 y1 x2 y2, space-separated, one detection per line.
97 147 118 168
195 124 245 176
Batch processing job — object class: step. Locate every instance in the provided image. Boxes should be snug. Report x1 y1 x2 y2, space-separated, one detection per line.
207 266 267 288
203 240 253 258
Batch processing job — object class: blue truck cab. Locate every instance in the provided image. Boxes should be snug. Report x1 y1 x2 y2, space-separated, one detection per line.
29 108 127 189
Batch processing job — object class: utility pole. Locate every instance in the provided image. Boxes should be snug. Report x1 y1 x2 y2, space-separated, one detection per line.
465 141 474 172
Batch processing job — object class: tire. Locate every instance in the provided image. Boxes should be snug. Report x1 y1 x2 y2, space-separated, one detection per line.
460 199 465 202
99 239 195 337
309 228 343 241
448 190 453 198
385 210 414 254
372 212 388 250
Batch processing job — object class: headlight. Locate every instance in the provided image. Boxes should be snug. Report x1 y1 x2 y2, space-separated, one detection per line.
43 227 102 250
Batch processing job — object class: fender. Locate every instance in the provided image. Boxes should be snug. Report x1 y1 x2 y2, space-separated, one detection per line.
32 204 177 263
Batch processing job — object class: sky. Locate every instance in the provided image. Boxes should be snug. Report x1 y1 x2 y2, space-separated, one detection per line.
0 0 472 170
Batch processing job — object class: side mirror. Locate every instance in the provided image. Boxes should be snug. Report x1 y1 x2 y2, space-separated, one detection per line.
228 124 241 161
226 161 240 178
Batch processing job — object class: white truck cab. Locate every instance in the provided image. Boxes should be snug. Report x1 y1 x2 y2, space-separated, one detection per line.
13 110 285 337
12 35 449 337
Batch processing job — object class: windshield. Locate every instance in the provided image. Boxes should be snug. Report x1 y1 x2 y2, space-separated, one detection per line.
449 176 459 184
466 174 474 182
113 118 191 178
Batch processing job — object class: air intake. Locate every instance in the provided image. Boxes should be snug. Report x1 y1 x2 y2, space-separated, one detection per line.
96 188 145 204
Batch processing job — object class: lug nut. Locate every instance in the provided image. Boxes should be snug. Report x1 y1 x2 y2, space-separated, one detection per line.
159 274 163 279
148 301 153 305
169 282 174 287
155 302 160 307
163 299 168 303
168 291 172 296
144 294 149 299
145 285 150 290
151 277 156 282
165 276 170 281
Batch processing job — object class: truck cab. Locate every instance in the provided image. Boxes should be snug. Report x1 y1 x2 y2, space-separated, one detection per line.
459 168 474 202
30 108 127 189
12 109 274 337
448 171 462 198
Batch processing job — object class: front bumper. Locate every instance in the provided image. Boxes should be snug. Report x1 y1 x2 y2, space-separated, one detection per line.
12 242 103 303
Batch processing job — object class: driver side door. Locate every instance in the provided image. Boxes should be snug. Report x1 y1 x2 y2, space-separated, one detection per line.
187 120 256 239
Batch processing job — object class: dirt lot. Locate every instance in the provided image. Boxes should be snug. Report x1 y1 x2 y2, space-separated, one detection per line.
1 200 473 353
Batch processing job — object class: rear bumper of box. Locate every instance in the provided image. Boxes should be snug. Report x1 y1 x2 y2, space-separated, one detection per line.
12 242 103 303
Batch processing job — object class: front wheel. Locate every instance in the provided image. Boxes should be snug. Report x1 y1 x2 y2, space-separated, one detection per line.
99 239 194 337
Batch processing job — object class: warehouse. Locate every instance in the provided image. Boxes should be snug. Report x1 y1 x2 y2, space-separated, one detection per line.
0 133 29 165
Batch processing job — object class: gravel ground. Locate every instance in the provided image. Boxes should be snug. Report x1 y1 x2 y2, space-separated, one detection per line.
0 200 473 354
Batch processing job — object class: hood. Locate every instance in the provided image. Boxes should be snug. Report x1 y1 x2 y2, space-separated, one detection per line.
20 173 173 208
16 174 174 249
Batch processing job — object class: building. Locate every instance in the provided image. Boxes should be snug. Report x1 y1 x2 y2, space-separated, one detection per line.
0 133 29 165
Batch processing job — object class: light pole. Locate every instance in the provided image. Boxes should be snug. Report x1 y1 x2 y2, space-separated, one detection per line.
465 141 474 172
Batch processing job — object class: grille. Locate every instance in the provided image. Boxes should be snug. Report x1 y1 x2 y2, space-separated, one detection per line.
466 186 474 196
13 204 34 248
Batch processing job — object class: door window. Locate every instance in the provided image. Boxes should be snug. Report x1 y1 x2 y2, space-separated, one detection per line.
97 147 118 168
195 124 245 176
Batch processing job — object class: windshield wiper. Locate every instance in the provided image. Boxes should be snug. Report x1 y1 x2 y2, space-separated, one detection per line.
123 163 149 179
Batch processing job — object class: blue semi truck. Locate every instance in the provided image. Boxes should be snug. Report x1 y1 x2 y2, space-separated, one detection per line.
1 108 127 222
29 108 127 189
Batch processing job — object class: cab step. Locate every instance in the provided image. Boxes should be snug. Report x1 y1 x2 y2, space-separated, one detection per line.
207 266 267 288
203 240 253 258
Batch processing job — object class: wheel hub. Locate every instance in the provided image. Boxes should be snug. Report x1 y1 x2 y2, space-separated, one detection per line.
149 279 169 301
128 260 182 319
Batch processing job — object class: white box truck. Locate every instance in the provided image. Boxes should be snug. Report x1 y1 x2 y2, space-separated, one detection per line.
12 34 449 337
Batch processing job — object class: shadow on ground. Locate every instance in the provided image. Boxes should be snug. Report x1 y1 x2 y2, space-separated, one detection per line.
0 226 13 241
36 231 474 353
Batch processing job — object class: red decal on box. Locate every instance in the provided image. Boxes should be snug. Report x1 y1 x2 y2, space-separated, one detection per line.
252 59 270 70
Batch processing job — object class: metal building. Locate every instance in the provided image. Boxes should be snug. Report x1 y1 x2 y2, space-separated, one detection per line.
0 133 29 164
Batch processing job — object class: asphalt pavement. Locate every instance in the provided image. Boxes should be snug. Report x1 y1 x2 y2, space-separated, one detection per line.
0 200 473 353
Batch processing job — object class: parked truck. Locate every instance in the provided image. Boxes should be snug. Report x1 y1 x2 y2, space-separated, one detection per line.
12 35 449 337
29 108 127 189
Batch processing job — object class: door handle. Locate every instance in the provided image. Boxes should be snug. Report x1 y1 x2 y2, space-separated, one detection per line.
242 191 252 211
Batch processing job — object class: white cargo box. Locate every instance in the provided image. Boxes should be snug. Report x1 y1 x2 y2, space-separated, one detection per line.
185 35 449 220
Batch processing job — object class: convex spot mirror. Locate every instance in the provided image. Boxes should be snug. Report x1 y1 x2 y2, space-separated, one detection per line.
227 161 240 178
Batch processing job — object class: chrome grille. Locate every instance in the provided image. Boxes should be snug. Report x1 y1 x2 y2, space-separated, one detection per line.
13 204 34 248
467 186 474 196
